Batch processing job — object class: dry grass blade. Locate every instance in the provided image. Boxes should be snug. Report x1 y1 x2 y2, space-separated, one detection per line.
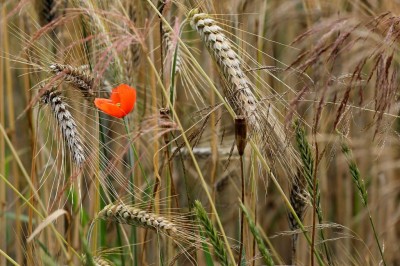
27 209 68 243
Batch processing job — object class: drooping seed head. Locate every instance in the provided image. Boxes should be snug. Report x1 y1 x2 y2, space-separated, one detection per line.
49 63 95 99
41 89 85 167
97 204 179 237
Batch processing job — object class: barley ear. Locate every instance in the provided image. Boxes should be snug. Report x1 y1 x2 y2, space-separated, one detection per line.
295 121 332 263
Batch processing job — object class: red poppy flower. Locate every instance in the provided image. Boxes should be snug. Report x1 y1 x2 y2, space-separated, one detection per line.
94 84 136 118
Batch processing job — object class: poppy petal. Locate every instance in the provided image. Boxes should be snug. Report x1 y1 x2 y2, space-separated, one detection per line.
94 84 136 118
94 98 126 118
110 88 121 104
115 84 136 115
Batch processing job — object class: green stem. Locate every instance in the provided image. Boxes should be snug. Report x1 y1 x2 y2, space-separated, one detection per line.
122 118 138 266
146 56 237 265
123 118 149 187
367 208 386 266
0 248 19 266
249 140 325 266
145 4 324 264
238 156 245 266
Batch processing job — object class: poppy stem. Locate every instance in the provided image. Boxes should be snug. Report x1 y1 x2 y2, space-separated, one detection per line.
122 117 148 266
123 117 149 187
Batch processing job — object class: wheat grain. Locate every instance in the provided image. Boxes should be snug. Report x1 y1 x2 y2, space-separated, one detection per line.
41 88 85 167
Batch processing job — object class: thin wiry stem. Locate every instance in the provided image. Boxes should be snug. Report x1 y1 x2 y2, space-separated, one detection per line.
145 53 237 265
342 141 386 266
295 121 331 264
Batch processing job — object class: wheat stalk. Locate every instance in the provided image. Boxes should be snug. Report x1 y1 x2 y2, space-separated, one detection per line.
41 88 85 167
49 63 95 99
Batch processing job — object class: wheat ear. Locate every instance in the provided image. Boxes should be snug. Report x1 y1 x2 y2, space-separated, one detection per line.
127 4 142 70
49 63 95 99
162 20 182 75
82 255 113 266
93 256 114 266
187 9 299 177
34 0 59 26
41 89 85 167
97 203 179 236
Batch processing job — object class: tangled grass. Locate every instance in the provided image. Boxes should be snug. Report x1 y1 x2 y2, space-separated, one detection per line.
1 0 400 265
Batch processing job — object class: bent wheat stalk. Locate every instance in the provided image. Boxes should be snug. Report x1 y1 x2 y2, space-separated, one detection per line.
41 88 85 167
187 9 299 177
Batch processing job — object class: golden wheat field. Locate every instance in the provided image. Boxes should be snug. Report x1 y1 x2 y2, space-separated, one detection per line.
0 0 400 265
